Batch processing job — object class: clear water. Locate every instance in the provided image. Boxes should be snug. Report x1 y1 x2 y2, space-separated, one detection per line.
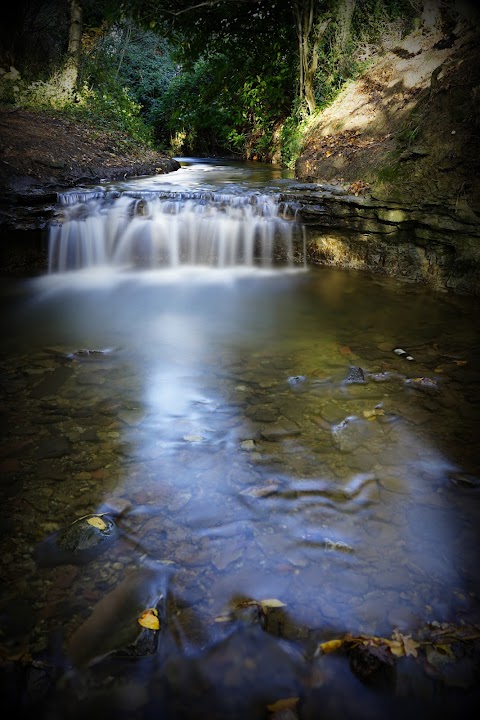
48 157 304 272
1 159 479 719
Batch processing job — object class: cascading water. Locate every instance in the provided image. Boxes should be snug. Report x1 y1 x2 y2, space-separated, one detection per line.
48 188 302 273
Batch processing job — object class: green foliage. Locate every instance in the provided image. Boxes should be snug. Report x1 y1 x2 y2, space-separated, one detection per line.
352 0 414 43
1 0 429 165
279 103 309 169
0 49 155 148
93 22 177 128
123 0 296 157
277 0 417 168
71 84 155 146
0 67 22 104
151 46 293 159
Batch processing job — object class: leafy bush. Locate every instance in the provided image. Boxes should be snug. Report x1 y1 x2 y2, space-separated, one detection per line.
71 84 155 146
151 49 293 160
0 66 23 104
279 104 308 169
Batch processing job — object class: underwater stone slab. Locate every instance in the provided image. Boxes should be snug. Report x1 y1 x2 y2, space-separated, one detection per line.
260 419 301 441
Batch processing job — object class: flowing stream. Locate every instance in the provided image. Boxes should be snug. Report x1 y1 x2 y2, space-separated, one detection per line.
0 158 480 719
47 158 305 273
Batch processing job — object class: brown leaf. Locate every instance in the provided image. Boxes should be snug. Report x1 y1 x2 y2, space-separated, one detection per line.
267 697 299 712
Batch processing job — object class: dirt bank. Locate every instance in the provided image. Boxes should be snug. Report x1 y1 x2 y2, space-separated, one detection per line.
0 107 180 230
295 22 480 216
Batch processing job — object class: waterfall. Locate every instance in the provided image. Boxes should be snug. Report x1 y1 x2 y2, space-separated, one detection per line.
48 189 301 273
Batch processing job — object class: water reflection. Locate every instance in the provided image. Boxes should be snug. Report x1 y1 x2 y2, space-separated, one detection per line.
10 267 478 634
1 162 480 719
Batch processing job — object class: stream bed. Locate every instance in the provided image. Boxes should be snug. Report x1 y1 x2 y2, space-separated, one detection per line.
1 159 480 719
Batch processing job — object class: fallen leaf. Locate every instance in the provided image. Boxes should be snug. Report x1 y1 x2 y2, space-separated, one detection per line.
267 697 299 712
317 639 344 654
362 408 385 420
402 634 420 658
138 608 160 630
390 630 420 658
386 639 406 657
86 516 108 530
259 598 287 608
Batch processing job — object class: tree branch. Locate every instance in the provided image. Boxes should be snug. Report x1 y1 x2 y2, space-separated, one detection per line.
164 0 255 16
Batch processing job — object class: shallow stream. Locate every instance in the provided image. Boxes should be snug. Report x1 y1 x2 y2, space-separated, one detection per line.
1 159 479 719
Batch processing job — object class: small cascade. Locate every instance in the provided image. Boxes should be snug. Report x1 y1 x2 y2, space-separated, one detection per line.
48 190 302 273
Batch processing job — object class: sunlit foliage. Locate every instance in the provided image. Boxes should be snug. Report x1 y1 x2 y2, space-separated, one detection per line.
1 0 463 163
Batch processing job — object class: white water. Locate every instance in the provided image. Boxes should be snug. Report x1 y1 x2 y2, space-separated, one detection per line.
48 162 305 273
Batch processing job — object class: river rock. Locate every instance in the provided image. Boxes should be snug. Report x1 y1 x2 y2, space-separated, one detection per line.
260 419 301 441
331 416 369 453
349 642 396 690
66 563 168 668
404 376 439 394
33 513 118 567
287 375 307 386
345 366 366 384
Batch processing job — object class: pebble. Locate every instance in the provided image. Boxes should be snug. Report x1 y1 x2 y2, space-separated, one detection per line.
241 439 256 451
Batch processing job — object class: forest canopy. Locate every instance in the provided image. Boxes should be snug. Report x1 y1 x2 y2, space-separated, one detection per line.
0 0 477 163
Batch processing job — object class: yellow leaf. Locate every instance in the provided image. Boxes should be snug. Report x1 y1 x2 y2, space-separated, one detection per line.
363 408 384 420
259 598 287 608
138 608 160 630
389 630 419 658
317 639 344 654
325 150 332 157
86 515 108 530
267 697 299 712
384 639 404 657
402 635 420 658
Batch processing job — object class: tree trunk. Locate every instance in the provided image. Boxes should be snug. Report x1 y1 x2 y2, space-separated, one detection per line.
62 0 83 94
116 22 133 79
293 0 330 115
336 0 356 49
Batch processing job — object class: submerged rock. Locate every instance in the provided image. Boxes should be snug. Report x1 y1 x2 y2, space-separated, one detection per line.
66 563 168 668
404 376 439 394
349 642 396 690
34 513 118 567
287 375 307 386
345 366 365 384
331 416 369 453
449 472 480 489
